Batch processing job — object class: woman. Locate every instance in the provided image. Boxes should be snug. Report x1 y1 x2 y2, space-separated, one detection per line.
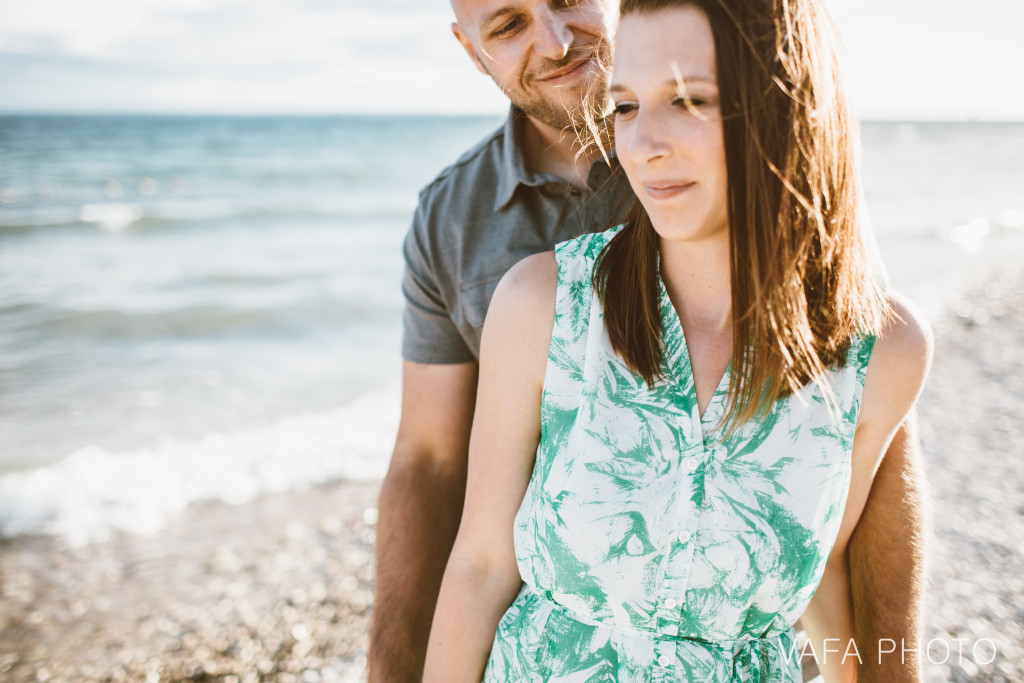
423 0 932 680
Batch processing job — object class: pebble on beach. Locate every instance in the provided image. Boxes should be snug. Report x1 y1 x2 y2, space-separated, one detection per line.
0 484 379 682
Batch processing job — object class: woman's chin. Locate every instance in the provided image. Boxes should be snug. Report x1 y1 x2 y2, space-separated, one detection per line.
650 218 728 246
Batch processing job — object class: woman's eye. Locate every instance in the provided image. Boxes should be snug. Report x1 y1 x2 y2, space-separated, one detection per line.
673 96 706 110
671 96 712 113
613 102 637 117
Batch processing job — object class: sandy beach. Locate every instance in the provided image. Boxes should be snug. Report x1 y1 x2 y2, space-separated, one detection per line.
2 265 1022 683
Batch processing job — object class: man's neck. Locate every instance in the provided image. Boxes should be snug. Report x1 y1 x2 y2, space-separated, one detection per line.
519 113 602 189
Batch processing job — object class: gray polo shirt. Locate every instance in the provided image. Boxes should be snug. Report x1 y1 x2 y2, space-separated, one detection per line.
401 108 633 364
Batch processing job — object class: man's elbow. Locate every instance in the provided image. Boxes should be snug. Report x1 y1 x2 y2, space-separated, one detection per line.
384 436 469 490
377 437 470 540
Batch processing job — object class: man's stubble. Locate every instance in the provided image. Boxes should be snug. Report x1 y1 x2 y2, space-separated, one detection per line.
480 39 613 132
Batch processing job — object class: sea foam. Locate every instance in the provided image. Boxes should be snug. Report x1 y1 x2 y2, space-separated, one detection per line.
0 388 399 547
79 202 144 231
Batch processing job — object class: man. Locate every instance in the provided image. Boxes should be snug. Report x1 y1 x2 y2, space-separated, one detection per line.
369 1 928 681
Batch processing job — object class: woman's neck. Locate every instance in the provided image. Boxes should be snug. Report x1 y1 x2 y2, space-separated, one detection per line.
658 234 732 334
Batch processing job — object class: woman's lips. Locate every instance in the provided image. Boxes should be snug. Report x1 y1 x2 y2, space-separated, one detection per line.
643 181 695 200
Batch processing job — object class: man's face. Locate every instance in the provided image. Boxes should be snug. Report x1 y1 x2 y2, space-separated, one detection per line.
451 0 615 130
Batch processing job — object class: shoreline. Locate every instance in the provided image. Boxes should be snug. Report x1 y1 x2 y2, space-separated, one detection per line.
2 266 1023 682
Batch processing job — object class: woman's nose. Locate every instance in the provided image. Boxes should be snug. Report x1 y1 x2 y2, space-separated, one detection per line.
626 110 670 164
533 6 572 61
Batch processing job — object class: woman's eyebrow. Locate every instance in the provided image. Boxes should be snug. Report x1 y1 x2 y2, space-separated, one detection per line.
609 76 716 94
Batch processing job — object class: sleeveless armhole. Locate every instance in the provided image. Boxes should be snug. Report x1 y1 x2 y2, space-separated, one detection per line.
846 274 889 421
535 226 624 478
848 331 877 425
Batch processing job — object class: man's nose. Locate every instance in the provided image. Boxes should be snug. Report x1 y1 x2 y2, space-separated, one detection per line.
533 6 572 61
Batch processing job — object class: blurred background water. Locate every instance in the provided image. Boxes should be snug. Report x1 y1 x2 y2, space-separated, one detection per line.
1 115 1022 545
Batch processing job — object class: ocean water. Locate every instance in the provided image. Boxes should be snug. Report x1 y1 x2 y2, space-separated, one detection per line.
1 115 1022 545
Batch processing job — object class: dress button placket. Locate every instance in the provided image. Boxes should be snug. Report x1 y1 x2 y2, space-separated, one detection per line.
656 525 694 635
656 483 698 635
656 433 700 637
653 640 676 679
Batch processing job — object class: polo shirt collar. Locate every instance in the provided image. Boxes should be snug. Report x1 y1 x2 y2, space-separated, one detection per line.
493 105 623 212
494 105 537 212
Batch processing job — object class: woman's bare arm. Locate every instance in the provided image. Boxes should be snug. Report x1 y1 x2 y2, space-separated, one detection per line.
421 252 557 682
801 293 934 682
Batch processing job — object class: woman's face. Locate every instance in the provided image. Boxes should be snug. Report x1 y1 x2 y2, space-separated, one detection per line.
611 6 729 245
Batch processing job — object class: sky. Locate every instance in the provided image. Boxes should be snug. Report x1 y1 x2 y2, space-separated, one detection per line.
0 0 1021 120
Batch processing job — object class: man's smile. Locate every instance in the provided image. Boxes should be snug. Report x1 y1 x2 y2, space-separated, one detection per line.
535 56 593 85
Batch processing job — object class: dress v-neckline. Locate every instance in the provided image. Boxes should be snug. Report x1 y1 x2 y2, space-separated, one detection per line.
656 272 731 433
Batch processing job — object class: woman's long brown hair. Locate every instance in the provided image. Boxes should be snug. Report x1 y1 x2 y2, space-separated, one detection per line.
591 0 888 433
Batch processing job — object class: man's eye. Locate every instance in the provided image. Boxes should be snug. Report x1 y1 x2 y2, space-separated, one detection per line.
613 102 637 116
494 18 520 36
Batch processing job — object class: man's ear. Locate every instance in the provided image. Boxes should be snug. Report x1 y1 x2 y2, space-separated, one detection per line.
452 22 489 76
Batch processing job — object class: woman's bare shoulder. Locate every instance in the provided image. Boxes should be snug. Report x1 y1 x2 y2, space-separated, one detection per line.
859 292 934 429
478 251 558 382
877 292 932 355
871 292 934 382
487 251 557 326
496 250 557 297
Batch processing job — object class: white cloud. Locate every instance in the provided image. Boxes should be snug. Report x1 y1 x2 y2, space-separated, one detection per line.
0 0 153 57
0 0 1021 117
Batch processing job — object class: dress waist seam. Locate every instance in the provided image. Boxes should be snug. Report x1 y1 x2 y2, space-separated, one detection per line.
524 584 793 650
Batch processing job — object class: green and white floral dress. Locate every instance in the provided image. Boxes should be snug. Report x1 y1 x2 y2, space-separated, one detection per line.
483 226 875 682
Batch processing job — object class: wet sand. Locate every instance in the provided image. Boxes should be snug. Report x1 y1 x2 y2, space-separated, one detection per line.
2 268 1023 682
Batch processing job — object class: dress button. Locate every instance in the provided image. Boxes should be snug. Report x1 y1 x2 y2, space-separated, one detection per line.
678 530 692 544
665 597 677 609
686 459 699 473
658 654 672 667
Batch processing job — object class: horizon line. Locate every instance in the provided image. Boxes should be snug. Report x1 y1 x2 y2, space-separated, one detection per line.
0 111 1022 124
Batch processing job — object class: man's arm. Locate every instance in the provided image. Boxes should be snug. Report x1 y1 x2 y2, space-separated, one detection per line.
801 294 932 682
369 360 478 682
798 424 928 683
848 414 929 682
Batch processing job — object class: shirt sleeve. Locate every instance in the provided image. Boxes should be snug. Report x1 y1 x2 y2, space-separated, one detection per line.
400 199 476 364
